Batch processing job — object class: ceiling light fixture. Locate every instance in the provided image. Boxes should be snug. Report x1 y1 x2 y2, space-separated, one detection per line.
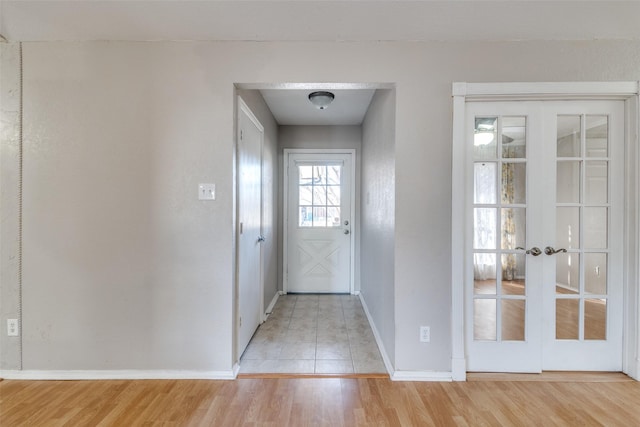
308 91 335 110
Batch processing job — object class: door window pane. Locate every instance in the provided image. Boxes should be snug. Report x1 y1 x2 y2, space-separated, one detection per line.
502 254 525 295
556 252 580 294
502 300 525 341
585 298 607 340
585 161 608 204
474 253 496 295
585 253 607 295
501 208 525 250
557 115 581 157
557 161 581 203
584 207 607 249
474 299 496 341
501 163 526 204
474 162 497 204
556 299 579 340
298 165 342 227
556 207 580 250
586 116 608 158
474 208 497 249
502 116 526 159
474 117 497 160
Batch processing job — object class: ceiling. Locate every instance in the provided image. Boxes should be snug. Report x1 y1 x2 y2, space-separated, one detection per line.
1 1 640 42
260 89 376 126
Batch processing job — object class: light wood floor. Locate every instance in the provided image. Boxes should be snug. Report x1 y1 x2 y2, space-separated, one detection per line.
2 376 640 426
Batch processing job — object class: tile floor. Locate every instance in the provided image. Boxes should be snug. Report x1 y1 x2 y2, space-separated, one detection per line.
239 294 387 375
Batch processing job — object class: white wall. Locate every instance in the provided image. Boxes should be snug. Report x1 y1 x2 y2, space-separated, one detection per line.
361 89 396 365
1 40 639 374
278 125 362 292
236 90 279 315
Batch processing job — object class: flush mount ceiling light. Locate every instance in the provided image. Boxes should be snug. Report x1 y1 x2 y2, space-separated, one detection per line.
308 91 335 110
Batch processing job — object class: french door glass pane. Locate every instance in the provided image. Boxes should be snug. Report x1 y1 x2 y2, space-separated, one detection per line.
557 161 581 203
474 299 496 341
502 300 525 341
585 253 607 295
586 116 608 157
474 117 498 160
556 252 580 294
584 207 607 249
501 208 525 250
556 299 579 339
474 208 497 249
474 253 496 294
502 116 526 158
474 162 497 204
501 163 526 204
585 299 607 340
502 254 525 295
585 161 608 204
556 207 580 249
557 115 581 157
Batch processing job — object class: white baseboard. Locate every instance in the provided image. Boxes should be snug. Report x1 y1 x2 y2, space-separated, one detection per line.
357 293 393 377
265 291 280 315
391 370 453 382
0 369 237 380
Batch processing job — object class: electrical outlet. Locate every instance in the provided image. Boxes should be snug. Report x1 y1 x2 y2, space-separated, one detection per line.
420 326 430 343
7 319 19 337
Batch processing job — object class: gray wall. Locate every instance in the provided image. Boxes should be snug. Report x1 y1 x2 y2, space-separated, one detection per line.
361 89 396 366
278 125 362 293
1 40 639 373
236 90 280 315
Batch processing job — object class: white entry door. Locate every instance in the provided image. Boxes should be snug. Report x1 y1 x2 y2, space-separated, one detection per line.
465 100 623 372
237 99 264 358
286 152 354 293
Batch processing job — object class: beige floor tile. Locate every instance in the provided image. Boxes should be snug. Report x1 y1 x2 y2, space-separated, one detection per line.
316 342 351 360
353 358 386 374
240 359 315 374
284 328 317 343
242 342 283 360
279 342 317 359
315 360 354 374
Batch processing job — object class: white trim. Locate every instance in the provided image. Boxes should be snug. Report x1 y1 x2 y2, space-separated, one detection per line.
358 293 393 377
265 291 280 316
282 148 357 295
451 81 640 381
391 371 453 382
0 370 237 381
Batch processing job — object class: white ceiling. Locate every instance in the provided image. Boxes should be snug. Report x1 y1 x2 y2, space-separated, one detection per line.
1 1 640 42
260 89 376 126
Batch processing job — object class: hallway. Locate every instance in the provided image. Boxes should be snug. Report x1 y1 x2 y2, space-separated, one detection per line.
239 294 387 375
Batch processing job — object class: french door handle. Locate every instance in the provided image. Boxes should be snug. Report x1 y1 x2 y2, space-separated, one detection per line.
257 236 266 243
544 246 567 255
516 246 542 256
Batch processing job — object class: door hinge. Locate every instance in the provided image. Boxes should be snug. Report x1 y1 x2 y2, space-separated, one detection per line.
240 222 243 234
239 317 242 327
240 130 243 140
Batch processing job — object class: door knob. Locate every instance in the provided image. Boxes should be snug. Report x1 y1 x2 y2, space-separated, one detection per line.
257 236 266 243
344 230 350 235
516 246 542 256
544 246 567 255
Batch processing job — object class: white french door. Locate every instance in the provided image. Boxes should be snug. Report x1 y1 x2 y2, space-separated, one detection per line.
285 151 354 293
465 100 624 372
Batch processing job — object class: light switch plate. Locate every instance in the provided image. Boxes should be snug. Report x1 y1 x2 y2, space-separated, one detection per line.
198 184 215 200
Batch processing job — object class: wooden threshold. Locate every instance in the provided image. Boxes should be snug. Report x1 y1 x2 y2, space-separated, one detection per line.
237 372 389 379
467 371 634 382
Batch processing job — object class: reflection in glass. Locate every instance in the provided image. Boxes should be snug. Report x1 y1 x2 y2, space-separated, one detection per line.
474 117 497 160
501 208 525 250
586 116 608 158
557 161 581 203
556 253 580 294
474 162 497 204
313 166 327 185
502 300 525 341
585 161 608 204
299 185 312 205
501 163 526 204
313 186 326 205
585 253 607 295
584 207 607 249
502 116 526 159
557 115 581 157
327 186 341 206
474 299 496 341
474 208 497 249
327 165 341 185
474 253 496 295
502 254 525 295
556 298 579 339
585 298 607 340
556 207 580 250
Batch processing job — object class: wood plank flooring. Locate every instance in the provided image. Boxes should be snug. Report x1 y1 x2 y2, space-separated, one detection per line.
2 376 640 426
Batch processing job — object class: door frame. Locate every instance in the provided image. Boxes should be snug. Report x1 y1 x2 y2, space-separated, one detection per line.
283 148 357 295
235 96 265 362
451 82 640 381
